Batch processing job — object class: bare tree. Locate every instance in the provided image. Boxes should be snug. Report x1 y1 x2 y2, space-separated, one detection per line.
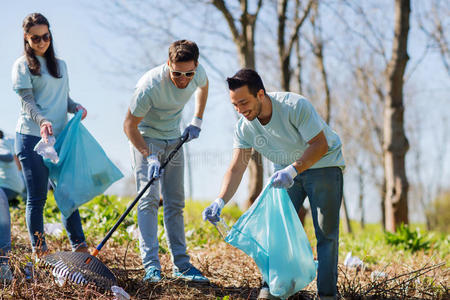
308 1 332 124
357 164 365 228
211 0 265 208
383 0 411 232
295 38 304 94
277 0 314 91
417 0 450 75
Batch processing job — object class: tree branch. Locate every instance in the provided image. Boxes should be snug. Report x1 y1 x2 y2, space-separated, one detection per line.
287 0 314 58
212 0 241 43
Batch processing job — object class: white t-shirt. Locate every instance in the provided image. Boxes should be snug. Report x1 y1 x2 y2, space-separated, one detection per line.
129 63 208 139
233 92 345 169
12 55 70 137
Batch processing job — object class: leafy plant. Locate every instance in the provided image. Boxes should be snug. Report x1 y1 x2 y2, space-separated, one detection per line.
385 224 431 252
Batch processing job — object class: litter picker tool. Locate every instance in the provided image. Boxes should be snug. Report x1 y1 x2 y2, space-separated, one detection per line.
42 136 188 290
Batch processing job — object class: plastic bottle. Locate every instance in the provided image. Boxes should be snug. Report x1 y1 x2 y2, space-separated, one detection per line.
214 217 231 239
24 262 34 280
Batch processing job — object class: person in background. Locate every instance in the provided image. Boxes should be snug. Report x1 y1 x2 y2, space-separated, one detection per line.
0 130 25 282
2 132 26 207
124 40 209 283
11 13 89 256
203 69 345 300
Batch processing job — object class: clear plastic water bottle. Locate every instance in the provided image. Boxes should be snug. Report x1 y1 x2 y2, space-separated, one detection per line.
24 262 34 280
214 217 231 239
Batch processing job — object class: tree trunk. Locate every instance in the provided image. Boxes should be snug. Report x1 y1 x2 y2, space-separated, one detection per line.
384 0 410 232
296 39 303 94
341 194 352 234
310 2 331 124
212 0 264 208
281 55 291 91
237 27 265 208
358 164 365 229
316 44 331 124
381 168 386 230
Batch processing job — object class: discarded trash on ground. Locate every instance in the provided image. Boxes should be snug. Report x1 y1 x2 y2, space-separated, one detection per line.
44 222 64 237
370 270 387 280
111 285 130 300
344 252 364 269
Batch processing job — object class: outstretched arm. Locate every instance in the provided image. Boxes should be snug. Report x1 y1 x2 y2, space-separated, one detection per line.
218 147 252 204
202 148 252 224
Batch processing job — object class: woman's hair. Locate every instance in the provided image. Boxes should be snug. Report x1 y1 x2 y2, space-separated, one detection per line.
22 13 61 78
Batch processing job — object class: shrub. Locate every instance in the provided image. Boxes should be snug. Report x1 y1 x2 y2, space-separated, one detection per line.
385 223 431 252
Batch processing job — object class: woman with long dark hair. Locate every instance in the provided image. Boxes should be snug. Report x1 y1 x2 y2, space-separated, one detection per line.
12 13 89 256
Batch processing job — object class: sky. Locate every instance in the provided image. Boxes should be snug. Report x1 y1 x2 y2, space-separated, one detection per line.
1 1 449 224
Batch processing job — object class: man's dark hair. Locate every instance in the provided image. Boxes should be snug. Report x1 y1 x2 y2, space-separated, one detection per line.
0 130 3 139
168 40 199 63
226 68 266 97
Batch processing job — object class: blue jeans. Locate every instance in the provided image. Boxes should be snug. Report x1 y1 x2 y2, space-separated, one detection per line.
286 167 343 298
130 136 190 271
15 133 86 252
0 188 17 263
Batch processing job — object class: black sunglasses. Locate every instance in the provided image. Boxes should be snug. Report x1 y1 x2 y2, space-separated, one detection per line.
29 33 51 44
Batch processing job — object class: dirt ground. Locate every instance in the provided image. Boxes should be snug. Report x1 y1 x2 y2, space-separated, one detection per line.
1 240 448 299
1 220 449 300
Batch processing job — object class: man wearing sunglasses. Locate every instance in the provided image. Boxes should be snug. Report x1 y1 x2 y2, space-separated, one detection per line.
124 40 209 283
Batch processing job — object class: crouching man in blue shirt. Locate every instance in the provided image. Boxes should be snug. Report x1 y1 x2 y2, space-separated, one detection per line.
203 69 345 300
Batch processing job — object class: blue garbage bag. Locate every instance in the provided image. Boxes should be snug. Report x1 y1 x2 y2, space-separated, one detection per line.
225 180 317 299
44 111 123 218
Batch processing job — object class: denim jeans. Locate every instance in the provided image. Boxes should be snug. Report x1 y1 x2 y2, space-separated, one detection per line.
130 136 190 271
0 187 19 263
0 189 11 263
15 133 86 252
286 167 343 298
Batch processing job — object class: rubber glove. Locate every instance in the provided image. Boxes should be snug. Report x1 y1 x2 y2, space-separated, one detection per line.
271 165 298 189
202 198 225 224
147 154 161 180
182 117 202 142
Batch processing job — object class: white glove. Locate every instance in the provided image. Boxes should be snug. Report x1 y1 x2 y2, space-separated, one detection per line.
147 154 161 179
271 165 298 189
202 198 225 224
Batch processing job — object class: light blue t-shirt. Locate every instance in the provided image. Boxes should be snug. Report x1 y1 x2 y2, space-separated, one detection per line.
129 63 208 139
12 55 70 137
0 139 24 194
233 92 345 169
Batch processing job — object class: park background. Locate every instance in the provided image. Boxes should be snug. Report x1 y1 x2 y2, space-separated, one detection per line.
1 1 449 299
1 0 449 225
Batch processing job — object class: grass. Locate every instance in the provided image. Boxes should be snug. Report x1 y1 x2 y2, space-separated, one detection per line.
1 193 449 299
